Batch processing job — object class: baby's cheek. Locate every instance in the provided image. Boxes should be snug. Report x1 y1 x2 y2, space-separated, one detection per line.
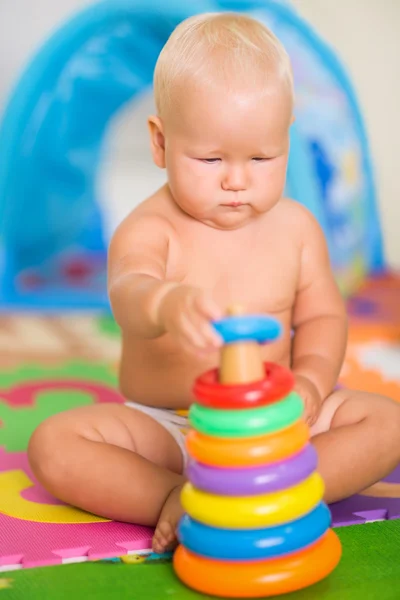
184 166 215 199
173 160 199 186
168 167 206 210
167 163 189 194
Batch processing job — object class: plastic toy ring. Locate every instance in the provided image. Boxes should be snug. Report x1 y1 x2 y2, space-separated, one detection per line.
193 362 294 409
189 392 303 438
212 314 282 344
186 444 318 495
178 502 331 561
181 472 324 528
186 419 309 468
174 529 342 598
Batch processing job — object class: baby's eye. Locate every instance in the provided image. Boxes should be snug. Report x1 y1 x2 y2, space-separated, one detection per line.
200 158 221 164
252 157 272 162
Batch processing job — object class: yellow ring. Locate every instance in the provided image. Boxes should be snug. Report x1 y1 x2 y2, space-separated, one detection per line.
181 472 324 528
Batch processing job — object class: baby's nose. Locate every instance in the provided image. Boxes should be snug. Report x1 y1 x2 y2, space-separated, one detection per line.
221 166 248 191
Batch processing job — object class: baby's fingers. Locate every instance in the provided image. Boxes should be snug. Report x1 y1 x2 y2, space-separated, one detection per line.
194 293 223 322
192 315 223 349
191 299 223 348
204 322 224 349
179 313 209 351
303 403 319 427
179 313 221 355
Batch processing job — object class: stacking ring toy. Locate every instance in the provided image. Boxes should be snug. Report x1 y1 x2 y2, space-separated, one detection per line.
193 362 294 409
174 529 342 598
181 472 324 528
186 419 309 468
189 392 303 438
178 502 331 560
212 314 282 344
187 444 318 495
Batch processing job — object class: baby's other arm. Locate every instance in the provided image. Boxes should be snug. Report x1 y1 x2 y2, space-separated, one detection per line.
290 204 347 413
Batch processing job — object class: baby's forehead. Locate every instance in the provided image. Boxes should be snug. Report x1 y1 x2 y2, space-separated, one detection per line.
167 77 292 128
164 92 291 154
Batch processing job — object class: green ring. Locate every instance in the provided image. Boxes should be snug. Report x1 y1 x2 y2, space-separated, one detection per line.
189 392 304 438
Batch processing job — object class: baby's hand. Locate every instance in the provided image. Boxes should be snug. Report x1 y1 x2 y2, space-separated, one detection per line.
294 374 322 427
157 285 224 357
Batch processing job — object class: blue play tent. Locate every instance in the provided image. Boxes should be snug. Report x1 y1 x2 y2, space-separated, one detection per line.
0 0 384 310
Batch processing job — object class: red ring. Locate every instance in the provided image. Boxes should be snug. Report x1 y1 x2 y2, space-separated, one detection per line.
192 362 294 409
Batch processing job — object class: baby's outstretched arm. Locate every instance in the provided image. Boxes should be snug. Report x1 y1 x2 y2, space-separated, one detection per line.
290 206 347 424
108 213 178 338
108 212 222 354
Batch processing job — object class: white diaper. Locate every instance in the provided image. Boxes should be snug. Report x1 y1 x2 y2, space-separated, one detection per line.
125 400 190 467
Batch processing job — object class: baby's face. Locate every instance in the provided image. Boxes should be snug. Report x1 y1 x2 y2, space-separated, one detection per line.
157 83 293 229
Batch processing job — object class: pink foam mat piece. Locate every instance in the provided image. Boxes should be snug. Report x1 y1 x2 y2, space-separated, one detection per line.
0 447 153 569
0 555 24 567
1 379 124 407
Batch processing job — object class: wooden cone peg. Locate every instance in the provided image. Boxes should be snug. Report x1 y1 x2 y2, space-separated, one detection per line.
219 305 265 385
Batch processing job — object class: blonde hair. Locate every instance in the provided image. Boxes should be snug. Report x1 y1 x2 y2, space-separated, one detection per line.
154 12 294 116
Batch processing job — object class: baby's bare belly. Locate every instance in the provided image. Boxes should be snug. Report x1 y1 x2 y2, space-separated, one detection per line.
119 327 292 409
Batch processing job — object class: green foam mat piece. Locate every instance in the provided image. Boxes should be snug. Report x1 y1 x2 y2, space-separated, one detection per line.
0 362 119 452
2 520 400 600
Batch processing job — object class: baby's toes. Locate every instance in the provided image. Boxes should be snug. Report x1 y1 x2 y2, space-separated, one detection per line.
162 526 178 552
152 529 168 553
153 523 170 553
154 521 177 553
159 522 175 545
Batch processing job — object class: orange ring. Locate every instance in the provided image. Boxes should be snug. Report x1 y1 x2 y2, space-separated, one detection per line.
174 529 341 598
186 419 309 468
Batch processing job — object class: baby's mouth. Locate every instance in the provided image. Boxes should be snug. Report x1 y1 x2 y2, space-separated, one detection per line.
221 202 246 208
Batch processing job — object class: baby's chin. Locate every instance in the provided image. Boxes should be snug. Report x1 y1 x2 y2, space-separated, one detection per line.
172 197 257 229
203 205 256 230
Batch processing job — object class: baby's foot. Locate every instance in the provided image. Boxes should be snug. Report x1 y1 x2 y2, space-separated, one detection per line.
152 484 184 554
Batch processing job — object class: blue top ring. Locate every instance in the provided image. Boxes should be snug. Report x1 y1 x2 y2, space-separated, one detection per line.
212 315 282 345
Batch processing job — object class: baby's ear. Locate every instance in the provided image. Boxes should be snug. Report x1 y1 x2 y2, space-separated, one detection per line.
148 116 166 168
291 114 296 125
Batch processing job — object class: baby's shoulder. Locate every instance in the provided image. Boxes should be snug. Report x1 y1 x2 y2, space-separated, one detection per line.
115 187 177 236
108 189 181 265
275 197 316 221
273 198 322 237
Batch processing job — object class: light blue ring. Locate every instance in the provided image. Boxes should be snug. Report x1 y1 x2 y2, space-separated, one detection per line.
212 315 282 345
178 502 331 561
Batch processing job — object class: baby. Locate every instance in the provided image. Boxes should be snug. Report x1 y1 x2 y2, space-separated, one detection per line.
28 13 400 555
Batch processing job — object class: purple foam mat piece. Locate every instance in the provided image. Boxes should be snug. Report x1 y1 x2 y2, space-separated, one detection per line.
330 463 400 526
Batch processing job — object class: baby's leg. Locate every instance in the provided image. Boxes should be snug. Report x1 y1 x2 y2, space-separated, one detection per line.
310 389 400 503
28 403 185 551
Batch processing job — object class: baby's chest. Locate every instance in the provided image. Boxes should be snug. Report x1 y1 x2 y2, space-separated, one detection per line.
173 239 299 314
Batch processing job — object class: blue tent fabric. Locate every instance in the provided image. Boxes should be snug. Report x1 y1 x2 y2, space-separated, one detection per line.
0 0 384 309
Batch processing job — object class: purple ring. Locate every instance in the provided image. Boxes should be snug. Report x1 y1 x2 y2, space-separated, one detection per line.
186 444 318 496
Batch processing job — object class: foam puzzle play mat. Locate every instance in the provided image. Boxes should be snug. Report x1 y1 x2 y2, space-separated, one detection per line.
1 0 400 598
0 275 398 600
1 275 400 576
